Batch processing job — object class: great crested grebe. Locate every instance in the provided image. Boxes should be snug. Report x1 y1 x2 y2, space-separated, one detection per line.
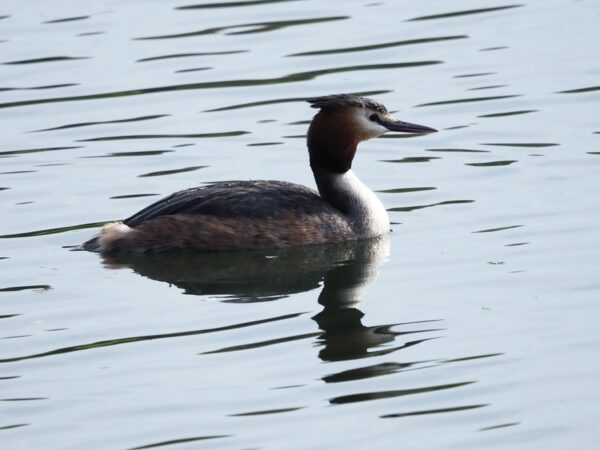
83 94 436 253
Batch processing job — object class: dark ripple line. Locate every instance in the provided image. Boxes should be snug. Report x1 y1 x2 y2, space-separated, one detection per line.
177 0 301 9
381 156 440 163
110 193 160 199
454 72 495 78
175 67 211 73
137 50 247 62
426 148 489 153
443 352 503 362
0 146 82 156
136 16 348 40
557 86 600 94
407 5 522 21
0 221 107 239
466 160 517 167
78 131 249 142
0 424 29 430
31 114 169 132
204 89 391 112
287 35 467 57
381 404 488 418
85 150 173 158
389 200 474 212
0 170 36 175
479 422 520 431
330 381 474 405
478 109 537 118
229 407 303 416
0 83 78 92
466 84 508 91
481 142 558 147
377 187 436 193
139 166 207 177
3 56 90 65
416 95 520 107
202 331 319 354
0 62 440 110
0 285 51 293
43 16 90 24
473 225 523 233
129 435 231 450
0 313 305 363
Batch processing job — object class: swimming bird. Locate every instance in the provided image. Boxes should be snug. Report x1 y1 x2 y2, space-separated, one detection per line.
83 94 436 253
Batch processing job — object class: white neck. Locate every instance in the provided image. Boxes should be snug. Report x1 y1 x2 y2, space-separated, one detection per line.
312 166 390 238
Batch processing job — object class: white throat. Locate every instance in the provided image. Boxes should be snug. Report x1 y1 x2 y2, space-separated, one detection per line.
313 168 390 237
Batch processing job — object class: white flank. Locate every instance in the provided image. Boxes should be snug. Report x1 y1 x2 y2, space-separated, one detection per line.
97 222 132 251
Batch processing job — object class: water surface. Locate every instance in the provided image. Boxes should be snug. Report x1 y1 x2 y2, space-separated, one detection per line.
1 1 600 449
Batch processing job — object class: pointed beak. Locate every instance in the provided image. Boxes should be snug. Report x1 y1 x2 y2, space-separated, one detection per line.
380 119 437 134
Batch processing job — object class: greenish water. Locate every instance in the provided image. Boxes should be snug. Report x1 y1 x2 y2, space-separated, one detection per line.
1 1 600 449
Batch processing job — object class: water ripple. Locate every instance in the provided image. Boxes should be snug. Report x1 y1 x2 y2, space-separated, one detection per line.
0 285 51 293
0 313 305 363
0 424 29 430
473 225 523 233
129 435 231 450
43 16 90 24
453 72 495 78
557 86 600 94
177 0 302 9
480 142 558 147
381 404 488 418
0 221 107 239
0 62 441 110
138 166 207 177
202 332 320 354
0 146 82 156
330 381 474 405
426 148 489 153
135 16 348 40
31 115 169 132
377 187 436 194
205 90 390 112
466 84 508 91
137 51 246 63
78 131 249 141
0 83 78 92
85 150 173 158
389 200 475 212
479 422 520 431
229 407 303 416
110 194 160 200
478 109 537 118
407 5 522 22
287 35 467 57
466 160 517 167
381 156 440 163
416 95 520 107
2 56 90 65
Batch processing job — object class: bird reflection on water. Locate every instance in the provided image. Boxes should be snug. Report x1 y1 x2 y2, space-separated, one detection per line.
104 236 442 365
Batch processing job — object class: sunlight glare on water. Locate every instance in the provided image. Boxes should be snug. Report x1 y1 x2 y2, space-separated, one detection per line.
1 1 600 449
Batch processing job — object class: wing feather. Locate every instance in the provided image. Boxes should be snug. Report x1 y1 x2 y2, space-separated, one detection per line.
123 180 337 227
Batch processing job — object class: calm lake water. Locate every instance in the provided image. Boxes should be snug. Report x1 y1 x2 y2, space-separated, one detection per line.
1 1 600 449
